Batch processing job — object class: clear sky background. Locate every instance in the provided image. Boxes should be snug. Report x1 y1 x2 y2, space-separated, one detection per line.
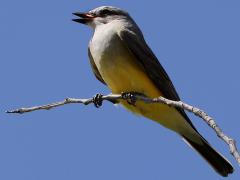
0 0 240 179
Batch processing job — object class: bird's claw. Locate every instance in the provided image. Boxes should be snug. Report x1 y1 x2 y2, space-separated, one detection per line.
93 93 103 108
121 91 144 106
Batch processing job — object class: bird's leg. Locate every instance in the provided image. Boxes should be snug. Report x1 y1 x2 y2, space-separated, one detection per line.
121 91 146 106
92 93 103 108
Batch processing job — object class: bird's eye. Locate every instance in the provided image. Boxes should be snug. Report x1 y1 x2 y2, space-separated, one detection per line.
100 9 112 16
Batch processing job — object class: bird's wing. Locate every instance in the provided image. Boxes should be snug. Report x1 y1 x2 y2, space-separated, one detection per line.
118 29 197 131
88 47 106 85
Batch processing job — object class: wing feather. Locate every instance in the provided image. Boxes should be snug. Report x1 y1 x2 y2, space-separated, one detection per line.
118 29 197 131
88 47 106 85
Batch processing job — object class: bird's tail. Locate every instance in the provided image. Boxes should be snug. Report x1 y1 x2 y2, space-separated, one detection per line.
182 134 234 177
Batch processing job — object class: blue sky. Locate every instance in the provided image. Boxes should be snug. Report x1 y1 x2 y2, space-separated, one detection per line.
0 0 239 179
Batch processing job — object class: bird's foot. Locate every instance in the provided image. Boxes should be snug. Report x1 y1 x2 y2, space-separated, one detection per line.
92 93 103 108
121 91 145 106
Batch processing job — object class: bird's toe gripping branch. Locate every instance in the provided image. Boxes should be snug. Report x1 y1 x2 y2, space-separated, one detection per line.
92 93 103 108
121 91 146 106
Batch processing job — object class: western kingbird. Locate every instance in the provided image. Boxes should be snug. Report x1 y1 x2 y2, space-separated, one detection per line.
73 6 233 176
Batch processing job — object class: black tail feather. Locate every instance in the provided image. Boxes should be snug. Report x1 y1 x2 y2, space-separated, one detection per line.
182 135 234 177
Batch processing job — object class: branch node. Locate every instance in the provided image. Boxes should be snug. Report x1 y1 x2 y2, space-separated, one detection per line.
65 98 71 103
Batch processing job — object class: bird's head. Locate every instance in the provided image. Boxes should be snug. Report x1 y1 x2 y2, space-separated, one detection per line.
72 6 130 29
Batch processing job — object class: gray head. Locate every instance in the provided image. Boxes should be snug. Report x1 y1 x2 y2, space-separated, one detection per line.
73 6 130 28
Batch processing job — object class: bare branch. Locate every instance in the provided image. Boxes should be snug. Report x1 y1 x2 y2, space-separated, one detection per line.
6 94 122 114
6 93 240 165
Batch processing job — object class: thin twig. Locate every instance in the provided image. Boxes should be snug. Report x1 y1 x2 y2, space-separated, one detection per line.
6 93 240 165
6 94 122 114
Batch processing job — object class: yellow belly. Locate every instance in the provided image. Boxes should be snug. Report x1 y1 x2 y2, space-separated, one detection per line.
97 52 197 136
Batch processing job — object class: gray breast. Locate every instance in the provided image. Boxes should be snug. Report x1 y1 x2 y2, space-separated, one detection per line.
89 23 125 68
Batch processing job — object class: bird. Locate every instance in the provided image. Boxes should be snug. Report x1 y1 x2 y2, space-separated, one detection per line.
72 6 234 176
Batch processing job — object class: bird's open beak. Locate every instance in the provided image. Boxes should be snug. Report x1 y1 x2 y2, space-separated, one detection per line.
72 12 96 24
